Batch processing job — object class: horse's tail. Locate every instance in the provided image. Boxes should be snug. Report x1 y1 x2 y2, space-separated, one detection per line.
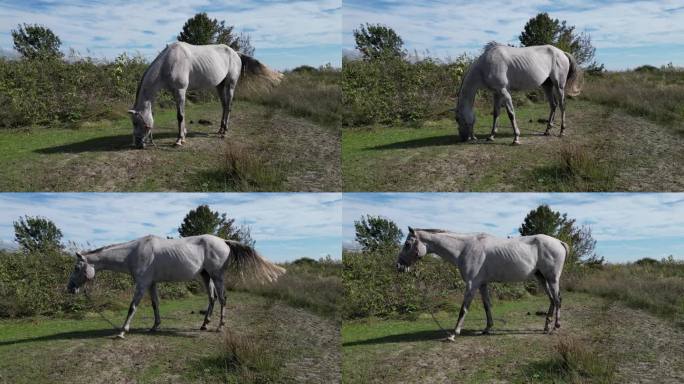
238 53 284 85
559 240 570 271
224 240 285 283
564 52 583 97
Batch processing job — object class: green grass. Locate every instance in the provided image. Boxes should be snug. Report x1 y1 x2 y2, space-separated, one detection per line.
342 291 681 384
342 99 683 192
0 291 339 384
0 100 340 192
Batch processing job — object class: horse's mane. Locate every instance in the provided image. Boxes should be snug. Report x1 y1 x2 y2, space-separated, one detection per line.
133 45 169 107
483 41 502 54
415 228 491 240
84 236 153 255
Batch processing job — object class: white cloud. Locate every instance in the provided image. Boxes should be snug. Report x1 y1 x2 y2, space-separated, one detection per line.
344 0 684 68
0 0 341 68
343 193 684 261
0 193 342 262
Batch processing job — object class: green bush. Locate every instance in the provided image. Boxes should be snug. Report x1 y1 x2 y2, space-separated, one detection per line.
342 56 467 126
0 54 147 129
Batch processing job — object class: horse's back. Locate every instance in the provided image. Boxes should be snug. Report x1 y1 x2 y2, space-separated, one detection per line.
143 235 229 281
162 42 240 89
480 44 559 90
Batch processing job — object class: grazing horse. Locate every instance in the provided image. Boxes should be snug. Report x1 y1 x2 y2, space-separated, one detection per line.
129 42 283 148
456 43 583 145
67 234 285 338
396 227 567 340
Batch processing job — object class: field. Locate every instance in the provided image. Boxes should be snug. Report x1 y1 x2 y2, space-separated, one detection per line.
343 292 684 384
342 68 684 192
0 61 341 192
0 292 340 384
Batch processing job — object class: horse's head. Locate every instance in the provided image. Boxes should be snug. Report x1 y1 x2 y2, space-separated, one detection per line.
396 227 427 272
67 252 95 294
128 109 154 149
455 105 475 142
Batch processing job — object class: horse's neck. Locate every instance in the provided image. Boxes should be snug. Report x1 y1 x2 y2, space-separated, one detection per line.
420 232 463 265
134 63 162 111
457 70 481 113
85 247 130 273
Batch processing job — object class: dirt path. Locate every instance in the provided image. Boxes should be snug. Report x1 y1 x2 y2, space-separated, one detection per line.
342 293 684 383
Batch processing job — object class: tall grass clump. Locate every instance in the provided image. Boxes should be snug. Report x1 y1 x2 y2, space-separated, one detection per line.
228 256 342 319
525 335 616 383
214 141 286 192
343 56 467 126
582 66 684 128
563 259 684 324
237 65 341 127
531 144 616 191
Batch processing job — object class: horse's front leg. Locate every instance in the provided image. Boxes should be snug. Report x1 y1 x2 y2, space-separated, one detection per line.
543 84 558 135
449 283 477 341
118 284 146 339
479 284 494 334
488 94 502 141
501 89 521 145
174 88 187 146
149 283 161 332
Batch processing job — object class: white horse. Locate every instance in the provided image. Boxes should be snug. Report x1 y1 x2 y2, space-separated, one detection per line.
67 234 285 338
396 227 567 340
456 43 583 145
129 42 283 148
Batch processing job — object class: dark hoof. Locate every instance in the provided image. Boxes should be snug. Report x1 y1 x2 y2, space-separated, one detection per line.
200 325 208 331
511 141 521 146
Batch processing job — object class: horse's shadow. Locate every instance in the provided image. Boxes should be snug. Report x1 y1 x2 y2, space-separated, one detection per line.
343 328 545 347
0 326 200 346
368 129 549 151
34 131 213 154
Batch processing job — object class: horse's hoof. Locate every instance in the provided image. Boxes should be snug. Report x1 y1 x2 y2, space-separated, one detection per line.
148 327 159 333
447 334 456 342
200 325 208 331
115 333 126 339
544 131 551 136
482 329 491 335
511 141 521 146
174 142 183 147
487 136 495 141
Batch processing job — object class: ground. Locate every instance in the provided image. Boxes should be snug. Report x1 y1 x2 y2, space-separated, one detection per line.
0 101 340 192
0 292 340 384
342 100 684 191
342 292 684 384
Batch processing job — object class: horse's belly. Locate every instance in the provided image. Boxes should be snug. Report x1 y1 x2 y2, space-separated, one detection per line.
486 259 536 282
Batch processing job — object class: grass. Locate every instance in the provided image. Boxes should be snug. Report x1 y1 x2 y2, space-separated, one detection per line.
0 100 340 192
581 70 684 133
0 291 340 384
342 291 684 383
342 99 683 191
564 262 684 327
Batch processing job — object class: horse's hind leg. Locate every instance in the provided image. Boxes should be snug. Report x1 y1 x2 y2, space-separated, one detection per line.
200 271 215 331
211 274 227 330
488 93 503 141
174 88 187 146
479 284 494 334
542 81 558 135
536 272 555 333
149 283 161 332
556 87 567 137
548 278 562 329
216 76 237 138
501 88 521 145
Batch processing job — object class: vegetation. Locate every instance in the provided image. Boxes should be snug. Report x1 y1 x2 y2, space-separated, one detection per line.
11 23 62 60
13 215 64 253
353 23 405 60
353 215 403 253
178 204 254 247
177 12 254 55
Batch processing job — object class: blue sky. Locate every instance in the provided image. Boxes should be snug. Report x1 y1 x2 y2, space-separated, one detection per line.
343 0 684 69
0 193 342 262
343 193 684 263
0 0 341 69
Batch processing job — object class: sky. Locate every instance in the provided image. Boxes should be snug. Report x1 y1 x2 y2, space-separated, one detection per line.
0 193 342 262
0 0 341 69
343 0 684 70
343 193 684 263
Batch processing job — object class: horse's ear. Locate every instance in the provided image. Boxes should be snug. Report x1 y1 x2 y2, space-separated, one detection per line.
408 226 415 234
76 252 85 261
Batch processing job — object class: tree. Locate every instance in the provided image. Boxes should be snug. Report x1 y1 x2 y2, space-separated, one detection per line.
519 204 601 265
354 215 403 252
178 204 255 247
177 12 255 55
11 23 62 60
519 13 597 67
13 215 63 253
353 23 405 60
